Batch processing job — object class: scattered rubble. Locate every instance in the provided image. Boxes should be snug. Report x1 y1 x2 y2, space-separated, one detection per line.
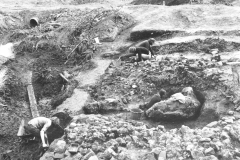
41 114 240 160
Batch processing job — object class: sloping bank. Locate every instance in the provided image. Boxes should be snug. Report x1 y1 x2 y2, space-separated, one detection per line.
121 5 240 40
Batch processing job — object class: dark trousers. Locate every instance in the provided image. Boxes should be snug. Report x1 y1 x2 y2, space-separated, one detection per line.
24 124 41 138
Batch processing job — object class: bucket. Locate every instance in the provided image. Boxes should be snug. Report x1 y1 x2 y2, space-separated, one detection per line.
130 108 143 120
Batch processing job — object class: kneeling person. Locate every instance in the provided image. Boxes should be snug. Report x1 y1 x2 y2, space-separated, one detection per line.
24 117 61 148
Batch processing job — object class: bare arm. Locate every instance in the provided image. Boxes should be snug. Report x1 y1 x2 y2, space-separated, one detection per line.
40 120 51 147
40 130 47 147
149 45 154 56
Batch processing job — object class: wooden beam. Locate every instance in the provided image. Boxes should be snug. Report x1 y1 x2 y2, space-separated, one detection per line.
27 71 39 118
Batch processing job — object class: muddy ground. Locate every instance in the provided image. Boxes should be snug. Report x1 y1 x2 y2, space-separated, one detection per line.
1 0 240 159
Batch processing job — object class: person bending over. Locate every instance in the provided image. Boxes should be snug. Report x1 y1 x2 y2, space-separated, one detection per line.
137 38 156 56
24 117 62 148
120 47 151 62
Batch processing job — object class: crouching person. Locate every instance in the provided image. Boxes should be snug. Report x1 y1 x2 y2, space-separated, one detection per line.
120 38 156 62
138 38 156 56
120 47 151 62
24 117 62 148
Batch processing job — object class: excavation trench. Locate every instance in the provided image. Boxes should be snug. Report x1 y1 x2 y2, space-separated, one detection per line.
0 40 78 159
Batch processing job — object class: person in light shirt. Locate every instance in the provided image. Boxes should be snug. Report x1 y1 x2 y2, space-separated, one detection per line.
24 117 62 148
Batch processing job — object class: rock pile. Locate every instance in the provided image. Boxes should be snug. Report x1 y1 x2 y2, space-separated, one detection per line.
41 114 240 160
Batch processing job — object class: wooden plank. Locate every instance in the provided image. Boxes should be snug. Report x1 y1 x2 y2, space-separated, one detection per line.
27 71 39 118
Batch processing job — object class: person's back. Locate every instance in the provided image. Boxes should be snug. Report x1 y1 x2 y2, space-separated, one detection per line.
138 40 150 50
137 38 155 56
28 117 51 130
25 117 58 148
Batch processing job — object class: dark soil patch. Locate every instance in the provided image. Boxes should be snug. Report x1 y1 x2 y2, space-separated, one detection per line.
130 30 183 41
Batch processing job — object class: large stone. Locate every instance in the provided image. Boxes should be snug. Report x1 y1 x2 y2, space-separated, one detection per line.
204 147 215 155
146 87 201 121
48 139 66 153
54 140 67 153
